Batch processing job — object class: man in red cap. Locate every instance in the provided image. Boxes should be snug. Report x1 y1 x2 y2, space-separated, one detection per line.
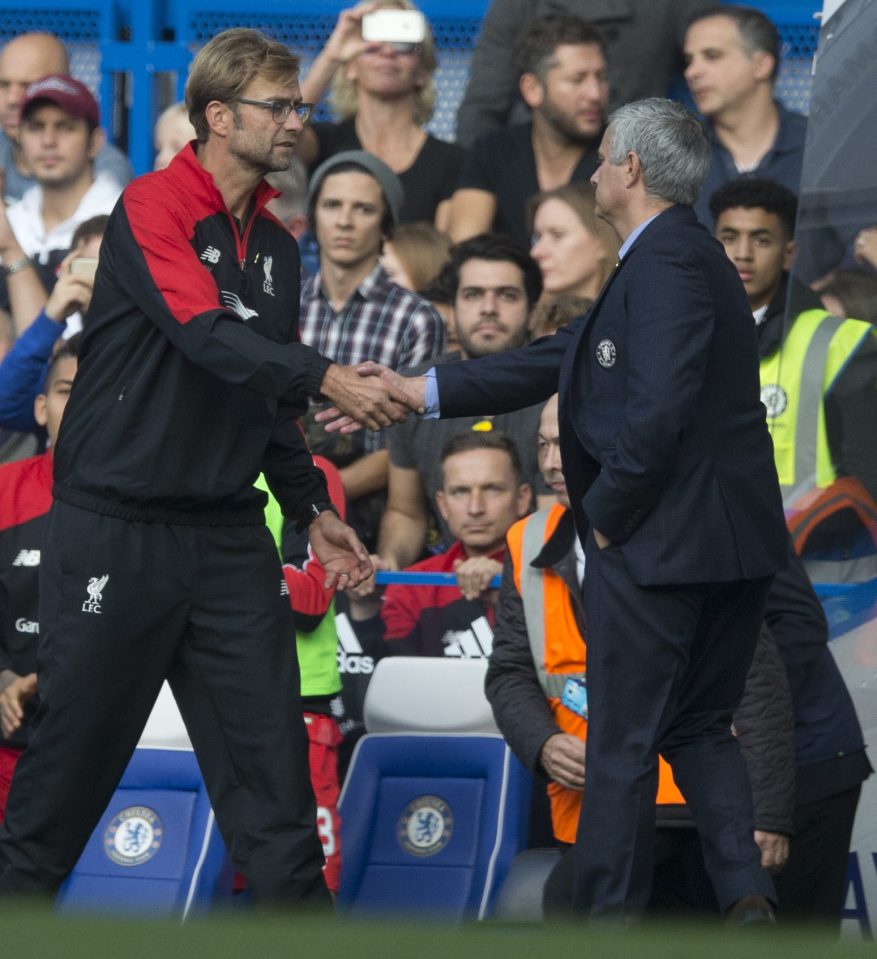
0 33 132 203
0 73 121 327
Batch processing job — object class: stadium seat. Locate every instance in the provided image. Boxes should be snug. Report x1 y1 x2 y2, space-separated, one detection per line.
490 847 562 921
363 656 499 734
139 681 192 748
337 657 532 919
338 733 531 919
56 747 232 917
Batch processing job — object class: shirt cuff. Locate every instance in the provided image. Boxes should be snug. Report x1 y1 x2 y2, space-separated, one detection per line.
422 368 440 419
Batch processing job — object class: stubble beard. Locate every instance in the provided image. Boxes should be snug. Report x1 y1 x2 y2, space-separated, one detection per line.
540 97 603 149
230 110 293 175
457 321 529 359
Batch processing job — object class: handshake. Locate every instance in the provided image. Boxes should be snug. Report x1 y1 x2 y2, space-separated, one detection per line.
316 360 428 433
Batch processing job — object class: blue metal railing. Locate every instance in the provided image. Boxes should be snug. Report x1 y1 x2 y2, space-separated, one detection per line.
375 570 501 588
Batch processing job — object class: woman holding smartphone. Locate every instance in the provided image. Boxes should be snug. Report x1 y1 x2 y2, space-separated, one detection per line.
298 1 462 232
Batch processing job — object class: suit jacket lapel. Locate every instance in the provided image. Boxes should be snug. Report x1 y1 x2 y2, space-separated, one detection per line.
557 256 628 529
559 253 627 401
558 205 685 389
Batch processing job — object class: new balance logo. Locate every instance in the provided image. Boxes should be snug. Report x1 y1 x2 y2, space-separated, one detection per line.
200 246 221 264
336 614 374 674
12 549 40 566
220 291 258 321
442 615 493 658
280 578 289 596
82 574 109 614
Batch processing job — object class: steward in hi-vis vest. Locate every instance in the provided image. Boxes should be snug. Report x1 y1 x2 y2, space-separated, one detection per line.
761 306 875 503
760 276 877 580
487 503 795 846
710 179 877 582
502 503 682 843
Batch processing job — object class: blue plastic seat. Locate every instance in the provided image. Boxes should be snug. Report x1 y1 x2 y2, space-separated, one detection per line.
337 732 531 920
56 747 231 917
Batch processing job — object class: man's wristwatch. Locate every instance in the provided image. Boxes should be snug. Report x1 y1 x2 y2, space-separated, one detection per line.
0 252 31 276
298 501 340 533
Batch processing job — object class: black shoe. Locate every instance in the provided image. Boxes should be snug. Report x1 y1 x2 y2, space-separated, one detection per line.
725 894 776 926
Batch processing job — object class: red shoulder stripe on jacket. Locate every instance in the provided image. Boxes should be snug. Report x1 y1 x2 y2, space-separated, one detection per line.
0 452 53 531
121 181 223 326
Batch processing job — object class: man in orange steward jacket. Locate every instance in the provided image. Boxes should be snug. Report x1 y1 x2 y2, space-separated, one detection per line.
486 395 796 913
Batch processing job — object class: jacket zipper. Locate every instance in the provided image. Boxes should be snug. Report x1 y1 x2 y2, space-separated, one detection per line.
227 200 265 271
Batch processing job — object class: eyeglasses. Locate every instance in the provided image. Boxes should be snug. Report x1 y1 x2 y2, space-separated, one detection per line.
233 98 314 124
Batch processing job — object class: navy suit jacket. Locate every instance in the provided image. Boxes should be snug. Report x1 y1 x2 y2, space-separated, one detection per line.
436 205 788 586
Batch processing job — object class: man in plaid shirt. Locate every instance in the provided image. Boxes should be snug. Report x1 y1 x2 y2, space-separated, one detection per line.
300 150 445 547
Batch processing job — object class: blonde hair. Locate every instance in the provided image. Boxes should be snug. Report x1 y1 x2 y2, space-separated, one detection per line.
186 28 300 142
157 101 190 127
330 0 438 127
528 182 620 289
385 222 451 292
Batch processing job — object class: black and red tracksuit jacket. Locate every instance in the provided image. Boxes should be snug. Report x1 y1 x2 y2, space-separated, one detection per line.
0 452 52 749
53 144 332 525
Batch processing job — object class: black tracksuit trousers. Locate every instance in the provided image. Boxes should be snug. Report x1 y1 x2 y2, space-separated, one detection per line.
0 501 330 907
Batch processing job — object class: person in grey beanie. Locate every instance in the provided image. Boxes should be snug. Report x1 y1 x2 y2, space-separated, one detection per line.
307 150 404 229
300 149 445 550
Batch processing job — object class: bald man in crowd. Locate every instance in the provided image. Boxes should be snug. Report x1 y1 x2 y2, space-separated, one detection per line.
0 32 131 201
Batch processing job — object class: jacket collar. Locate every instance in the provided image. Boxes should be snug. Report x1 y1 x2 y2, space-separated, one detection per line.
758 272 826 358
706 100 802 160
529 507 586 623
170 141 280 217
625 204 698 259
531 506 578 570
583 205 694 317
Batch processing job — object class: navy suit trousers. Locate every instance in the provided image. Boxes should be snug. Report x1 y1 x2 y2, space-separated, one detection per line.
572 533 776 916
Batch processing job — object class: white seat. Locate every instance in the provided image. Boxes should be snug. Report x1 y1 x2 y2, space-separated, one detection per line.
363 657 499 734
139 681 191 748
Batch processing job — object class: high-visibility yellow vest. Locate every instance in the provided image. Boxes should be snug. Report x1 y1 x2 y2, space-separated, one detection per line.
506 505 684 844
256 473 342 699
760 309 874 506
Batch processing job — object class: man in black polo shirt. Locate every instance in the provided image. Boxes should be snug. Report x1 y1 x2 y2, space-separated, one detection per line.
448 15 607 246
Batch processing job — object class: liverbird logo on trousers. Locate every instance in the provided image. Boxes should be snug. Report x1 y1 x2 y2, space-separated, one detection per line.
82 574 109 614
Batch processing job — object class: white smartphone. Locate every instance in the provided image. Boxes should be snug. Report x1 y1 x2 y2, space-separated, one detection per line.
70 256 99 283
362 10 426 45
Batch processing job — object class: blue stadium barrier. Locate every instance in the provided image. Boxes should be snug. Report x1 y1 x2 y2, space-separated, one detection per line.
376 572 877 630
376 570 501 588
0 0 821 175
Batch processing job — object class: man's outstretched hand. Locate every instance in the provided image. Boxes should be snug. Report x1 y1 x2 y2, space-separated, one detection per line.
317 362 427 433
308 509 374 590
319 362 421 432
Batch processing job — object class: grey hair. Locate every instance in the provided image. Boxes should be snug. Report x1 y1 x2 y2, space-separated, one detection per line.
606 98 710 207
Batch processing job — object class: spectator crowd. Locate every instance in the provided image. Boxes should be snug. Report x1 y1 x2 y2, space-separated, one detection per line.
0 0 873 926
